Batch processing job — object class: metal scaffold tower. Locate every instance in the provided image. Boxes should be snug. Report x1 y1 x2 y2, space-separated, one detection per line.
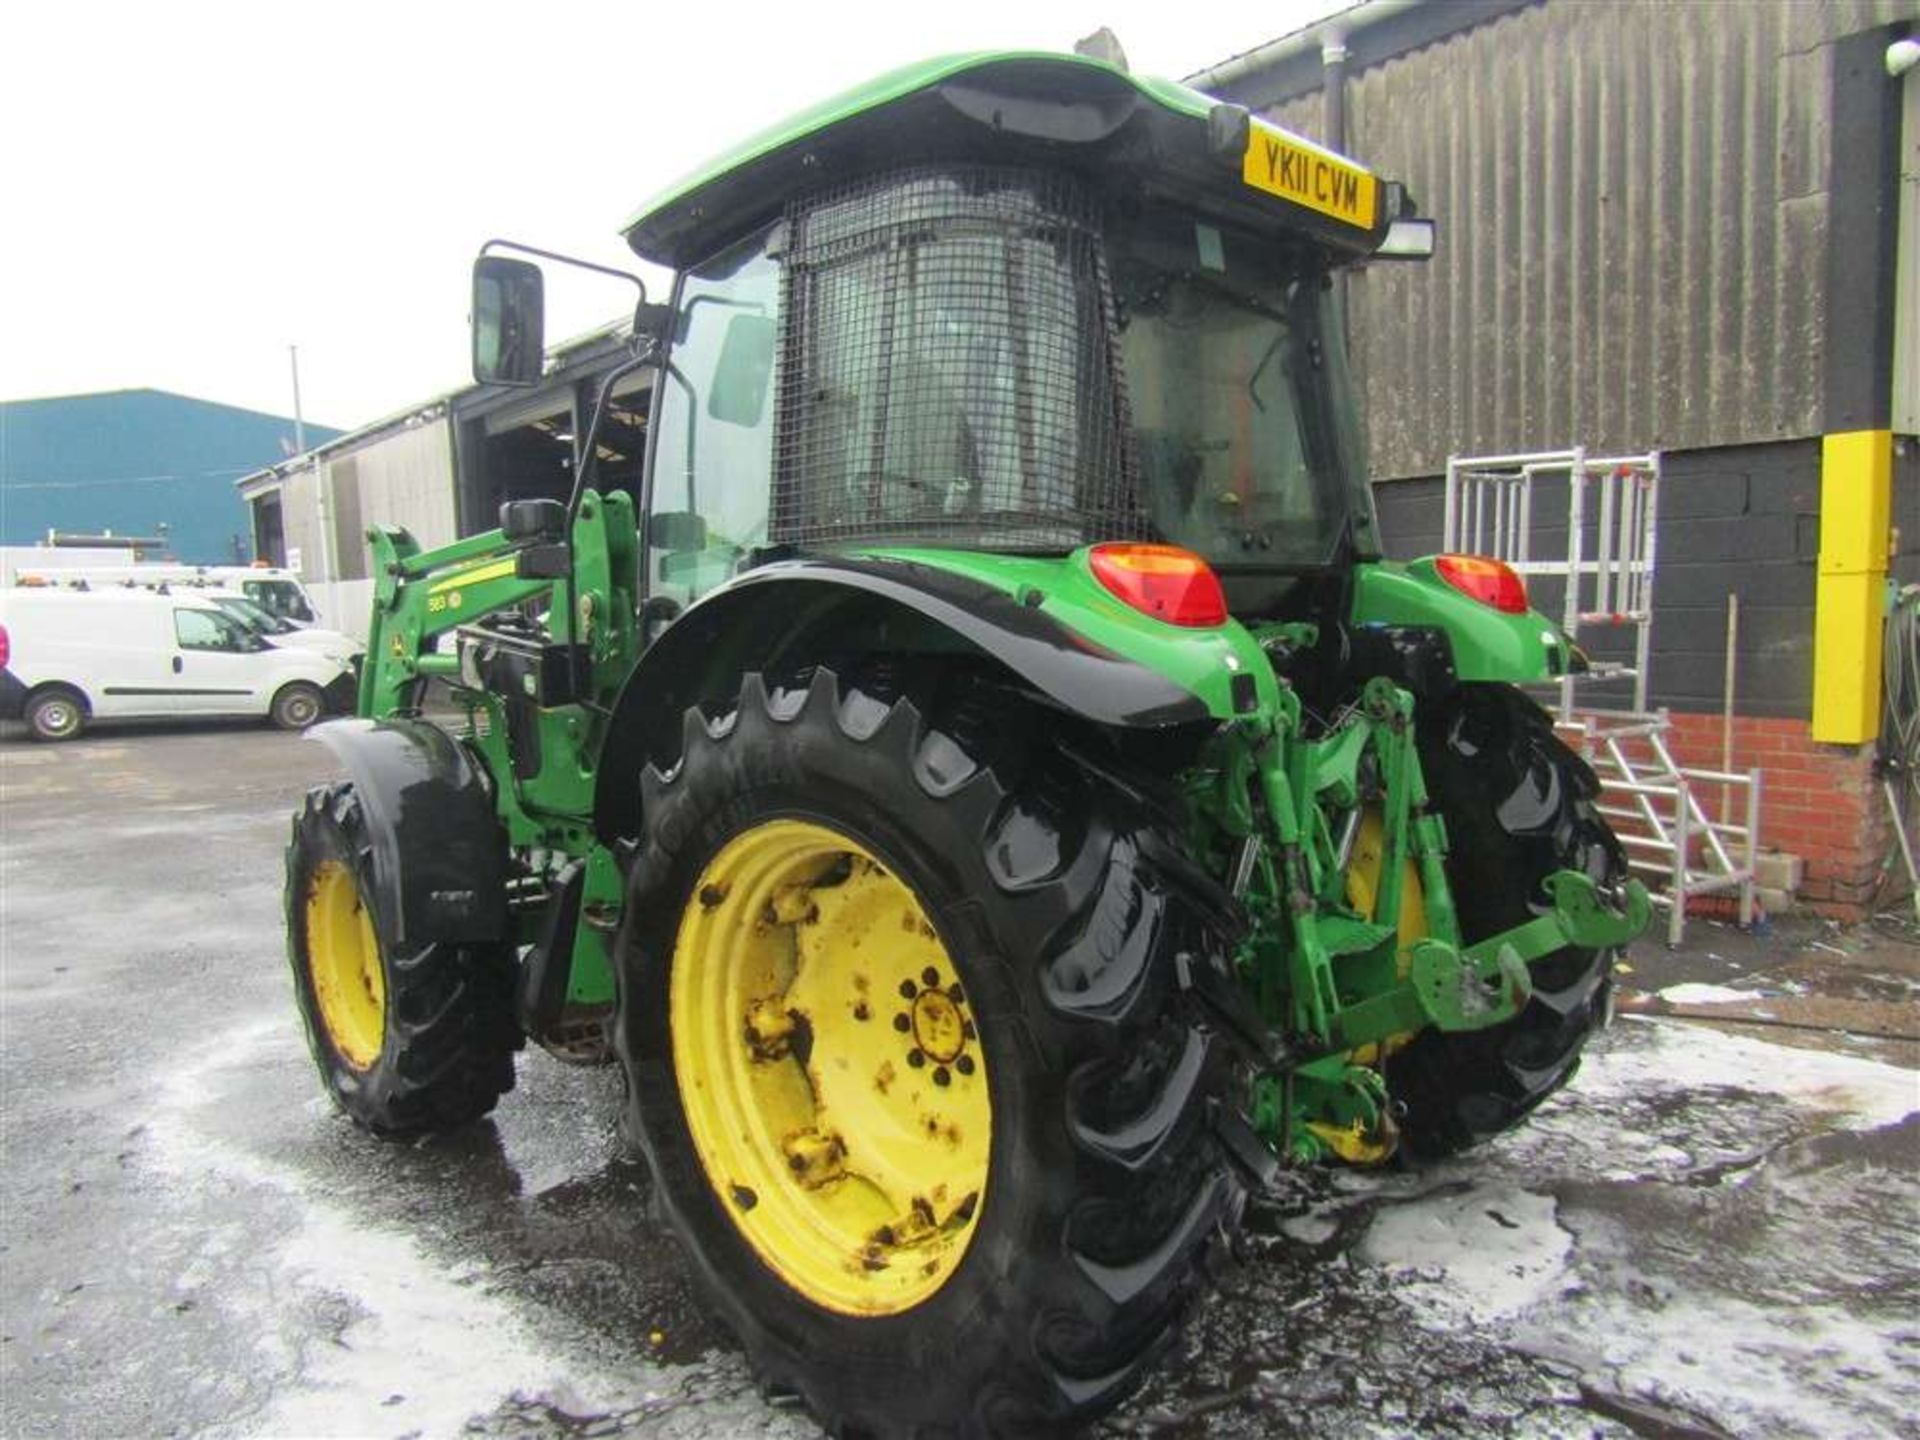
1444 447 1758 945
1444 447 1659 718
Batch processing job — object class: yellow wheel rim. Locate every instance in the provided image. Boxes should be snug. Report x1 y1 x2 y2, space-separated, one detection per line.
306 861 387 1070
670 819 991 1316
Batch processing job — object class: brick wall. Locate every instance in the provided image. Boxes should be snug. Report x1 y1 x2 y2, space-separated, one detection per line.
1577 708 1892 919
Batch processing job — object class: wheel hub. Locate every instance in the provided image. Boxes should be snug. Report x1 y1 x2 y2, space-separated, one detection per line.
670 819 991 1316
909 985 967 1066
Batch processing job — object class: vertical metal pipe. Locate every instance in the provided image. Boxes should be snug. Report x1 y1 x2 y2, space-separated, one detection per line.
289 345 306 458
1635 453 1661 714
1323 32 1348 150
1324 32 1350 326
1721 593 1739 824
1444 455 1459 552
1670 775 1691 948
1596 463 1617 618
1519 468 1533 565
1563 449 1587 718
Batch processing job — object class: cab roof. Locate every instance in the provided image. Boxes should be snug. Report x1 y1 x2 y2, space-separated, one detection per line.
622 51 1397 271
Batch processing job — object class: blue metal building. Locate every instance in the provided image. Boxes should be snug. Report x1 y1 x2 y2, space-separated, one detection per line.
0 389 343 563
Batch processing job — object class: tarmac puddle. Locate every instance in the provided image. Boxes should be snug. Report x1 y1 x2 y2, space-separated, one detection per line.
1108 1019 1918 1438
133 1007 1916 1438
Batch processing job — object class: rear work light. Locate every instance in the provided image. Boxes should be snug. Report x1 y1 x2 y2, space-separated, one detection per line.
1434 554 1529 614
1088 543 1229 627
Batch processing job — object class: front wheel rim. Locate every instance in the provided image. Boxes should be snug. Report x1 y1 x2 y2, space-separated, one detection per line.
670 818 991 1316
305 861 386 1069
35 700 77 736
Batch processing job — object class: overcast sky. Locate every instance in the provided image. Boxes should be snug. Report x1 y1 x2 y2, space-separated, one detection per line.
0 0 1350 434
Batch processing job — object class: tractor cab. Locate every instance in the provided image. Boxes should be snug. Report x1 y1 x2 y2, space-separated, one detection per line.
476 52 1434 626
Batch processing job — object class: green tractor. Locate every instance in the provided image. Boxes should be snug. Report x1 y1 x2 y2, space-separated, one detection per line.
283 49 1648 1437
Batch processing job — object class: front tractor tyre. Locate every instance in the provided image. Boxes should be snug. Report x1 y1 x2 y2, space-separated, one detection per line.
1388 685 1628 1161
616 669 1245 1437
285 782 518 1136
24 685 85 741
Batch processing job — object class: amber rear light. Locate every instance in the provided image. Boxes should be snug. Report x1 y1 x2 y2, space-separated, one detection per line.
1087 543 1229 627
1434 554 1528 614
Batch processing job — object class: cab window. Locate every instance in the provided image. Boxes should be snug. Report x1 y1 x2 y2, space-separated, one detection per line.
648 227 780 608
175 608 253 652
243 579 314 622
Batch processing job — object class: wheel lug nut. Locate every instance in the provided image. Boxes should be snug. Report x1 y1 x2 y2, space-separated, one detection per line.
893 1013 911 1033
962 1021 976 1040
932 1066 951 1087
949 982 965 1004
899 979 917 999
956 1055 974 1076
907 1049 925 1068
921 966 940 988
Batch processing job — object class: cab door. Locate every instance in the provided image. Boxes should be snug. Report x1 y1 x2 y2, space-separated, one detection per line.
170 607 269 714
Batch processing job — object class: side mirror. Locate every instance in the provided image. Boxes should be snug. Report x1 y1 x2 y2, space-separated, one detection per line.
648 511 708 552
473 256 545 385
707 313 776 427
633 301 675 347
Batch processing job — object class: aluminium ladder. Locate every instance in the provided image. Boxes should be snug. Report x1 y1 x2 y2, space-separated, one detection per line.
1444 447 1660 719
1443 447 1757 944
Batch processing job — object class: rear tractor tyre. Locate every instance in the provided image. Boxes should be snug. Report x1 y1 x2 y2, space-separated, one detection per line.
24 686 85 742
285 781 519 1136
1387 685 1627 1162
616 669 1245 1437
270 681 325 731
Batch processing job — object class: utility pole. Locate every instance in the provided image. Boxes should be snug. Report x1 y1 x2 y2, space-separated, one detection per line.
289 344 307 456
290 343 337 595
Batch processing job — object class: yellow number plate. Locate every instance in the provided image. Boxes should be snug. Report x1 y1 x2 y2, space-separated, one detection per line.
1241 118 1377 230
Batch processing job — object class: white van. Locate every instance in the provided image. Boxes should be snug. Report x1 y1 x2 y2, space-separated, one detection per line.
194 590 362 667
13 563 323 628
0 589 354 741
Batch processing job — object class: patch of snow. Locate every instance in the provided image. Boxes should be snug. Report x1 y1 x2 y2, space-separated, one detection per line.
1278 1213 1340 1246
1356 1185 1569 1326
141 1014 655 1439
1348 1021 1920 1438
1655 982 1758 1005
1587 1016 1917 1128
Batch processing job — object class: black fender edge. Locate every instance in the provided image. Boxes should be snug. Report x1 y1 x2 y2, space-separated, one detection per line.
306 717 509 947
592 557 1209 843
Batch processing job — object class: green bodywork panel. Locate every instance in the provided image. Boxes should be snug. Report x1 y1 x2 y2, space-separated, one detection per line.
625 51 1224 254
1350 559 1578 683
857 545 1282 720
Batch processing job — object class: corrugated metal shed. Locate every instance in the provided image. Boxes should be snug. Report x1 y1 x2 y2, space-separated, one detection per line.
1259 0 1915 478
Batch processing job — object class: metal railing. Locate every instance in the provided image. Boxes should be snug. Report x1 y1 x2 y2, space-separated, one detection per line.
1557 710 1760 947
1445 448 1661 718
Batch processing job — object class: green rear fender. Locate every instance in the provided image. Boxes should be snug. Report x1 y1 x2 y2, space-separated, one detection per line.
590 549 1275 843
1350 559 1578 685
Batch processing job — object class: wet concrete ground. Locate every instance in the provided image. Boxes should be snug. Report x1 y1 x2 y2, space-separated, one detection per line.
2 723 1914 1438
